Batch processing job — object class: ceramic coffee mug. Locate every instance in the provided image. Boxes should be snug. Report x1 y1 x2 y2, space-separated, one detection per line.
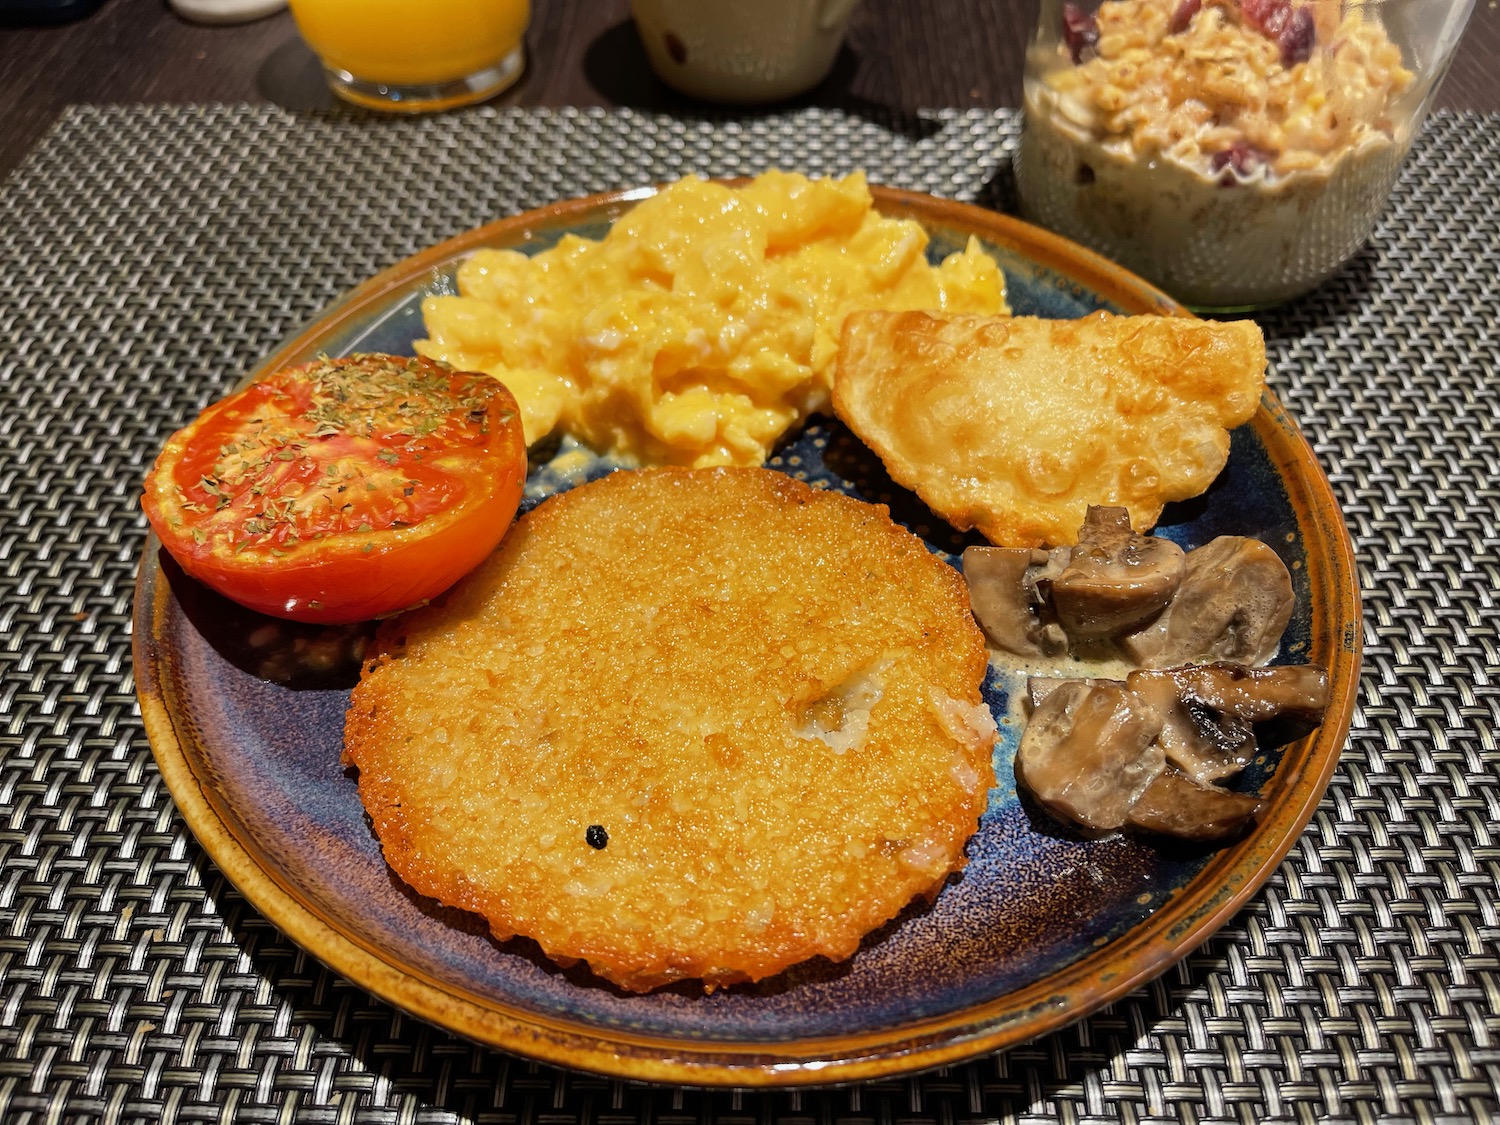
631 0 861 103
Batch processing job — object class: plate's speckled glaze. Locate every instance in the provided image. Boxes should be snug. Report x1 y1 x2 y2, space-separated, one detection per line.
133 187 1360 1085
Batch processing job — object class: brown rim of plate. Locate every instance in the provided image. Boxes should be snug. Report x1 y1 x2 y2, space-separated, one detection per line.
132 183 1362 1087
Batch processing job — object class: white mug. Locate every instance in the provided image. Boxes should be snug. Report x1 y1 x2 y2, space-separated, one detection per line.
631 0 862 103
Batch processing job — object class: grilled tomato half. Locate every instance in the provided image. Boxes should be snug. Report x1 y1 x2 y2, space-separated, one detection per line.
142 353 526 624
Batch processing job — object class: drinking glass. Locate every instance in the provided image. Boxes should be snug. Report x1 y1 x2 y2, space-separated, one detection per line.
289 0 529 113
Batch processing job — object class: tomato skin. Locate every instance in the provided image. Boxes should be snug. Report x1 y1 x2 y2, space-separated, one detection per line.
142 355 526 624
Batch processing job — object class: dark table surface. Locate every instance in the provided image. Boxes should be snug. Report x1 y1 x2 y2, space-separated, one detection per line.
1 0 1497 183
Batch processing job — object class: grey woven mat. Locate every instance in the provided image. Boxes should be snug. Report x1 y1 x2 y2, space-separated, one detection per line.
0 104 1497 1124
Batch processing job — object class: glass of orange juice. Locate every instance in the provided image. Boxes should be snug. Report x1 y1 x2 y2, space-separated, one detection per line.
288 0 529 113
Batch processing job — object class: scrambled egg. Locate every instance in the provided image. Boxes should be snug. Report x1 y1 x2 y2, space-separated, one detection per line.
416 171 1007 467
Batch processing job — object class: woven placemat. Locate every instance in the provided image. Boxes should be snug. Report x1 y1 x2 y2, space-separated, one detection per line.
0 104 1496 1124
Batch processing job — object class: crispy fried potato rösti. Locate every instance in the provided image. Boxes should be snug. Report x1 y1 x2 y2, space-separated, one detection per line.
343 467 997 993
833 311 1266 548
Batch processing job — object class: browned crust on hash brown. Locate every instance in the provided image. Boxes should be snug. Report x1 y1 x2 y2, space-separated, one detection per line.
343 466 996 992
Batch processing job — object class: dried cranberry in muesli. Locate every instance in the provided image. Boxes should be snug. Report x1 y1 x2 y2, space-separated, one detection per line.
1062 2 1101 61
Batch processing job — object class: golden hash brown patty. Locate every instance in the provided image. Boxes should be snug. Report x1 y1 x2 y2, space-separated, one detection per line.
343 467 997 992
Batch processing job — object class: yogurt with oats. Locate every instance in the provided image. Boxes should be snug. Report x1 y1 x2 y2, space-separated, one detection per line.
1016 0 1414 309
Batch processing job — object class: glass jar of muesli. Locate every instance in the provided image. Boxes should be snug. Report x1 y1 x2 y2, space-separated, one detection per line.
1016 0 1473 310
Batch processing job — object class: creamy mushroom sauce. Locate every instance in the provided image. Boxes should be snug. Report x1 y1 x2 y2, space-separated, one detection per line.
964 507 1324 842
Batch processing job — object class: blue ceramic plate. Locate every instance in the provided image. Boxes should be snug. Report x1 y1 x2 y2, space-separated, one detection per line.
134 186 1361 1085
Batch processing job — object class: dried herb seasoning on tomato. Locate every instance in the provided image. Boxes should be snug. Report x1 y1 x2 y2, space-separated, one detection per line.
142 353 526 624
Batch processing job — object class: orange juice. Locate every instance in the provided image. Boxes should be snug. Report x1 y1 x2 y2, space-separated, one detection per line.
290 0 529 88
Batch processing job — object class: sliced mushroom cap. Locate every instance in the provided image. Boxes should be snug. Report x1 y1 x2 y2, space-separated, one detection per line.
1049 507 1186 641
1027 674 1123 711
1121 536 1294 668
1164 662 1329 721
962 546 1068 657
1128 669 1255 783
1015 680 1166 831
1125 768 1261 841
